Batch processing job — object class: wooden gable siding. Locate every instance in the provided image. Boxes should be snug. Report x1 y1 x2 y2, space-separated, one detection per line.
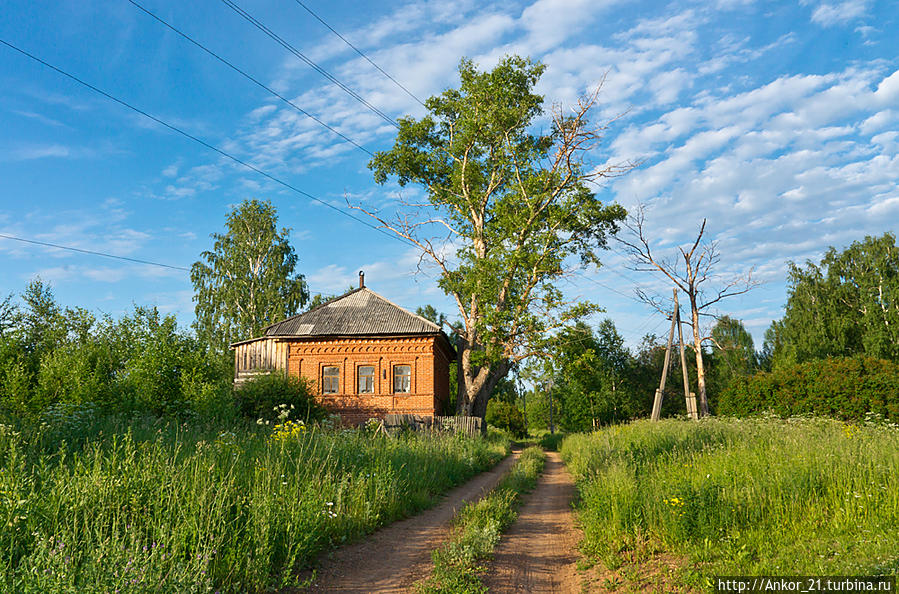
233 338 288 384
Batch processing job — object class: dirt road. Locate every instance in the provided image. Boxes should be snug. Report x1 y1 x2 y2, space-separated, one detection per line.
485 450 582 593
304 450 520 593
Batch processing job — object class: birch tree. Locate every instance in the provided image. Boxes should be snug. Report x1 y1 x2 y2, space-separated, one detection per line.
191 199 308 352
361 56 631 418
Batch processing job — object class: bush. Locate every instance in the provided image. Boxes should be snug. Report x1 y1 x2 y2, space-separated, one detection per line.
233 372 326 423
719 356 899 421
485 399 526 438
538 431 565 451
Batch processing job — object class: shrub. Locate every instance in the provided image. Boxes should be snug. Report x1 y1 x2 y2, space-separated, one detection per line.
485 399 526 438
538 431 565 451
233 372 326 423
719 356 899 421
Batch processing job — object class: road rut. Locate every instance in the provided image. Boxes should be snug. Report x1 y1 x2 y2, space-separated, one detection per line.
485 450 582 593
304 450 520 593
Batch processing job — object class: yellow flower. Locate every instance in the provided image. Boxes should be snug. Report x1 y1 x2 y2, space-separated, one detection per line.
271 420 307 442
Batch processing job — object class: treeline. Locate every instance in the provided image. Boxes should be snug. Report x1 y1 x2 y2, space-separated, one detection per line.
0 279 232 418
507 232 899 431
513 317 755 433
722 232 899 420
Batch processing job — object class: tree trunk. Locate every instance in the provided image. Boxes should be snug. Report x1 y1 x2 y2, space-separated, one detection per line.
454 337 510 420
690 297 710 416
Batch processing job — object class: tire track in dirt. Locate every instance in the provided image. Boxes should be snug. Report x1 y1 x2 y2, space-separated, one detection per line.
303 449 520 593
485 450 582 593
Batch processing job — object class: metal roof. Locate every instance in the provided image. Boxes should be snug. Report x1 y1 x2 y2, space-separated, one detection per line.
263 287 442 337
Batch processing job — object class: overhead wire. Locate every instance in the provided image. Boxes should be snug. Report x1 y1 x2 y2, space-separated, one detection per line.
219 0 399 128
0 38 413 249
0 232 348 302
125 0 373 157
0 232 190 272
290 0 426 108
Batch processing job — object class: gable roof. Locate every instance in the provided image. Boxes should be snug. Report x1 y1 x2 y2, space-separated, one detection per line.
263 287 442 337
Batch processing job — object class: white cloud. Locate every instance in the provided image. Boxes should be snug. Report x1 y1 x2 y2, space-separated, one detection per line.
806 0 869 26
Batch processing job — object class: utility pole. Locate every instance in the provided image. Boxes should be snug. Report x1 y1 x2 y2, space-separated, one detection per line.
651 289 699 421
517 376 527 434
547 379 555 435
651 289 678 421
674 291 699 420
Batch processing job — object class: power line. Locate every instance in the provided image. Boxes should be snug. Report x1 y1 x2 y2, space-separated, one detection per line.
0 38 412 248
291 0 426 108
220 0 399 128
126 0 373 157
0 232 190 272
573 270 639 302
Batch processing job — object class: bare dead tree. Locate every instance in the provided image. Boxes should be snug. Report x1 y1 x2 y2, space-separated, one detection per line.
618 205 759 416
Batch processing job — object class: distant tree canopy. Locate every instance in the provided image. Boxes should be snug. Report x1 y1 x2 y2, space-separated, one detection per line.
764 233 899 368
538 319 646 431
0 279 229 418
191 199 308 352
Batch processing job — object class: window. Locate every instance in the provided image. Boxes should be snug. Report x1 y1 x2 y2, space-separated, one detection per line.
322 366 340 394
358 365 375 394
393 364 411 394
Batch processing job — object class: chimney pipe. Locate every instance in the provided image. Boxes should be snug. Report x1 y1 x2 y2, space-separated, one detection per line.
359 270 365 288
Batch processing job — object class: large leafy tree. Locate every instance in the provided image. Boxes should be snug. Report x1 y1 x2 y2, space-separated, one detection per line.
764 232 899 367
191 199 308 351
364 56 629 418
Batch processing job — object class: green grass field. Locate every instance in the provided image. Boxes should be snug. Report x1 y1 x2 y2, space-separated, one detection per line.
561 416 899 588
0 415 507 592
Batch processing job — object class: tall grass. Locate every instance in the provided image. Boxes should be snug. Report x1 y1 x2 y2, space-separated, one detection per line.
0 414 507 593
561 416 899 585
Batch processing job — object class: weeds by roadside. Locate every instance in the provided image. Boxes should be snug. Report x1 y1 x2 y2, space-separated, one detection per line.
0 415 508 593
561 416 899 589
416 446 546 594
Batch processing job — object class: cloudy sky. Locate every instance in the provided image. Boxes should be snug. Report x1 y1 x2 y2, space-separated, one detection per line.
0 0 896 349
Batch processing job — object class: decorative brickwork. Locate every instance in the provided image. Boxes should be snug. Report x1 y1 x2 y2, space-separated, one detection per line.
285 335 453 425
231 284 455 425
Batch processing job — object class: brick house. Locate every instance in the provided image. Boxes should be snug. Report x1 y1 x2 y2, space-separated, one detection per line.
231 274 455 424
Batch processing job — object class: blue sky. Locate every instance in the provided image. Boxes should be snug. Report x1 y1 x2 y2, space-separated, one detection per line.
0 0 896 350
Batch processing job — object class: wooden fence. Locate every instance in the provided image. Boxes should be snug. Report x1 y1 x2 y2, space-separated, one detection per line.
383 414 483 437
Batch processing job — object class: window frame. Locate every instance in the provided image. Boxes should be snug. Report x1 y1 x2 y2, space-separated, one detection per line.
322 365 340 394
393 364 412 394
357 365 375 394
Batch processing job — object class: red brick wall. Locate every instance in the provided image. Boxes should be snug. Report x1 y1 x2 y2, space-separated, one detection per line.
286 335 446 425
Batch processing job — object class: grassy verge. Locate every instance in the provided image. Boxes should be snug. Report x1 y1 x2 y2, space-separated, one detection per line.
0 415 508 593
416 446 546 594
561 416 899 589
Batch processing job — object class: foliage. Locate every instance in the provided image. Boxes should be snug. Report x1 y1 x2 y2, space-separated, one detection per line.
0 279 231 419
764 233 899 368
485 399 526 438
233 372 326 424
366 56 628 418
561 417 899 587
705 316 758 397
416 446 545 593
537 431 565 452
191 199 309 352
0 415 508 592
546 319 642 431
718 356 899 421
